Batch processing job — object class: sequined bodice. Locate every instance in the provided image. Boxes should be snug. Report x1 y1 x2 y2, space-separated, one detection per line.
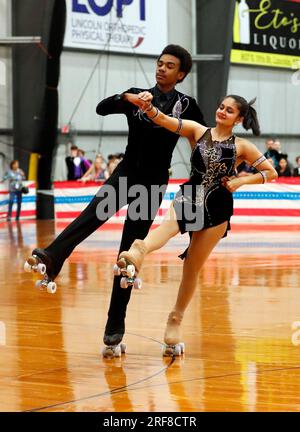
190 128 236 189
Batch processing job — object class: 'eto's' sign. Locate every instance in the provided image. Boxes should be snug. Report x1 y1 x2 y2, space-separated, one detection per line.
72 0 146 20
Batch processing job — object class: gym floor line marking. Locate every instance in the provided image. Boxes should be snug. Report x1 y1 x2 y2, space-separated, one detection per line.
23 333 175 412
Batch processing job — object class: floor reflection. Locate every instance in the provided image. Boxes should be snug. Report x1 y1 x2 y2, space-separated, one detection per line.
0 221 300 411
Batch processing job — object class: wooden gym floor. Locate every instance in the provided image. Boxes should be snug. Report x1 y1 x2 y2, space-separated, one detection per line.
1 220 300 412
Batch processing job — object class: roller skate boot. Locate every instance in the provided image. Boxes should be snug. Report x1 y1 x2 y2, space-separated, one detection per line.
113 240 147 290
162 311 185 357
102 320 126 359
24 248 58 294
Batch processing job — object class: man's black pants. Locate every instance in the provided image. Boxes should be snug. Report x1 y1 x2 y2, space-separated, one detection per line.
45 161 168 335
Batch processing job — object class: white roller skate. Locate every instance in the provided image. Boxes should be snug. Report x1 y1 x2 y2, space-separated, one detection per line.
162 311 185 357
113 240 147 290
24 251 57 294
102 343 126 359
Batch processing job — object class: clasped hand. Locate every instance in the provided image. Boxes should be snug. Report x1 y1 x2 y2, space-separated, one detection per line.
221 176 243 193
127 91 153 111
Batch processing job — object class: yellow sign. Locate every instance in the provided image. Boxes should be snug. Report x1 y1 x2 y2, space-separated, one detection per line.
232 0 300 69
231 48 300 68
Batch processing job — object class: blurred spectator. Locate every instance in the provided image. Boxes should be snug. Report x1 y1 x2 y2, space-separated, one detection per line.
293 156 300 177
237 161 255 177
264 137 280 168
1 160 25 221
78 149 92 171
78 149 93 174
273 139 289 161
276 157 292 177
65 144 78 180
65 144 89 180
114 153 125 160
79 154 107 182
273 139 281 153
105 153 123 178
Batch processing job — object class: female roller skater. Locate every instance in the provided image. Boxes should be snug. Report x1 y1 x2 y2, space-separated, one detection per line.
114 91 278 356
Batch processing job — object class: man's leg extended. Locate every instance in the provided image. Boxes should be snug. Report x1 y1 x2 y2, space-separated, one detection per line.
103 183 168 345
39 163 129 278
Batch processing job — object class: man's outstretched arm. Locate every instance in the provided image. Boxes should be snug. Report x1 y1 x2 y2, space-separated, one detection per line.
96 88 141 116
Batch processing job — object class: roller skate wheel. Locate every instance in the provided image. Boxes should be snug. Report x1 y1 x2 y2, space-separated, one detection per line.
113 264 121 276
173 344 182 356
114 345 121 357
102 346 114 359
102 345 121 358
37 263 46 275
35 280 43 288
120 343 126 354
133 278 142 290
46 281 57 294
24 262 32 272
162 344 182 357
179 342 185 354
162 345 173 357
120 277 129 289
126 264 135 278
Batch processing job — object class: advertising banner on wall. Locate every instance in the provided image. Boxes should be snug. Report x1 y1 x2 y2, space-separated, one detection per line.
231 0 300 68
64 0 168 55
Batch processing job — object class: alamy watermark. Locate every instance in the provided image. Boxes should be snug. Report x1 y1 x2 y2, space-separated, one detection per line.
95 177 205 231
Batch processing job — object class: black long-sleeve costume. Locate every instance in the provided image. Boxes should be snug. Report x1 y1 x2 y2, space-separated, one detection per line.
44 86 205 345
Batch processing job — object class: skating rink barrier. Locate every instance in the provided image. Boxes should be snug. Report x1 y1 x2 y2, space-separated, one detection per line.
0 181 36 220
53 178 300 227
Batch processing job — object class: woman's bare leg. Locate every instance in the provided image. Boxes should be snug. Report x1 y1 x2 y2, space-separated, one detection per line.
143 203 179 253
164 221 228 345
118 203 179 270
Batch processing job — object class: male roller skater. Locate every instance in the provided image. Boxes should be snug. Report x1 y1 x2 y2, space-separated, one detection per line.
24 44 206 357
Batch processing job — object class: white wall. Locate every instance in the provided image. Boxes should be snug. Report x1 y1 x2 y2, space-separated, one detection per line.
227 65 300 165
53 0 196 180
0 0 13 179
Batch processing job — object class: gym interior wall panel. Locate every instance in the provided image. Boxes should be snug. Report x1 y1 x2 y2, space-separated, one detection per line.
196 0 235 124
0 47 12 129
257 69 291 135
0 136 13 178
228 65 300 136
59 51 149 132
0 0 11 36
0 0 12 178
285 72 300 136
0 0 12 130
167 0 193 54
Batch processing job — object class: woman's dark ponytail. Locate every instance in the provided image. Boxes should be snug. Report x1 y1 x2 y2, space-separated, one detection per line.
226 95 261 136
243 97 260 136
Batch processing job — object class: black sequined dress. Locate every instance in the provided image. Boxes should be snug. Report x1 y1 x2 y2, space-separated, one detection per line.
173 128 237 257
